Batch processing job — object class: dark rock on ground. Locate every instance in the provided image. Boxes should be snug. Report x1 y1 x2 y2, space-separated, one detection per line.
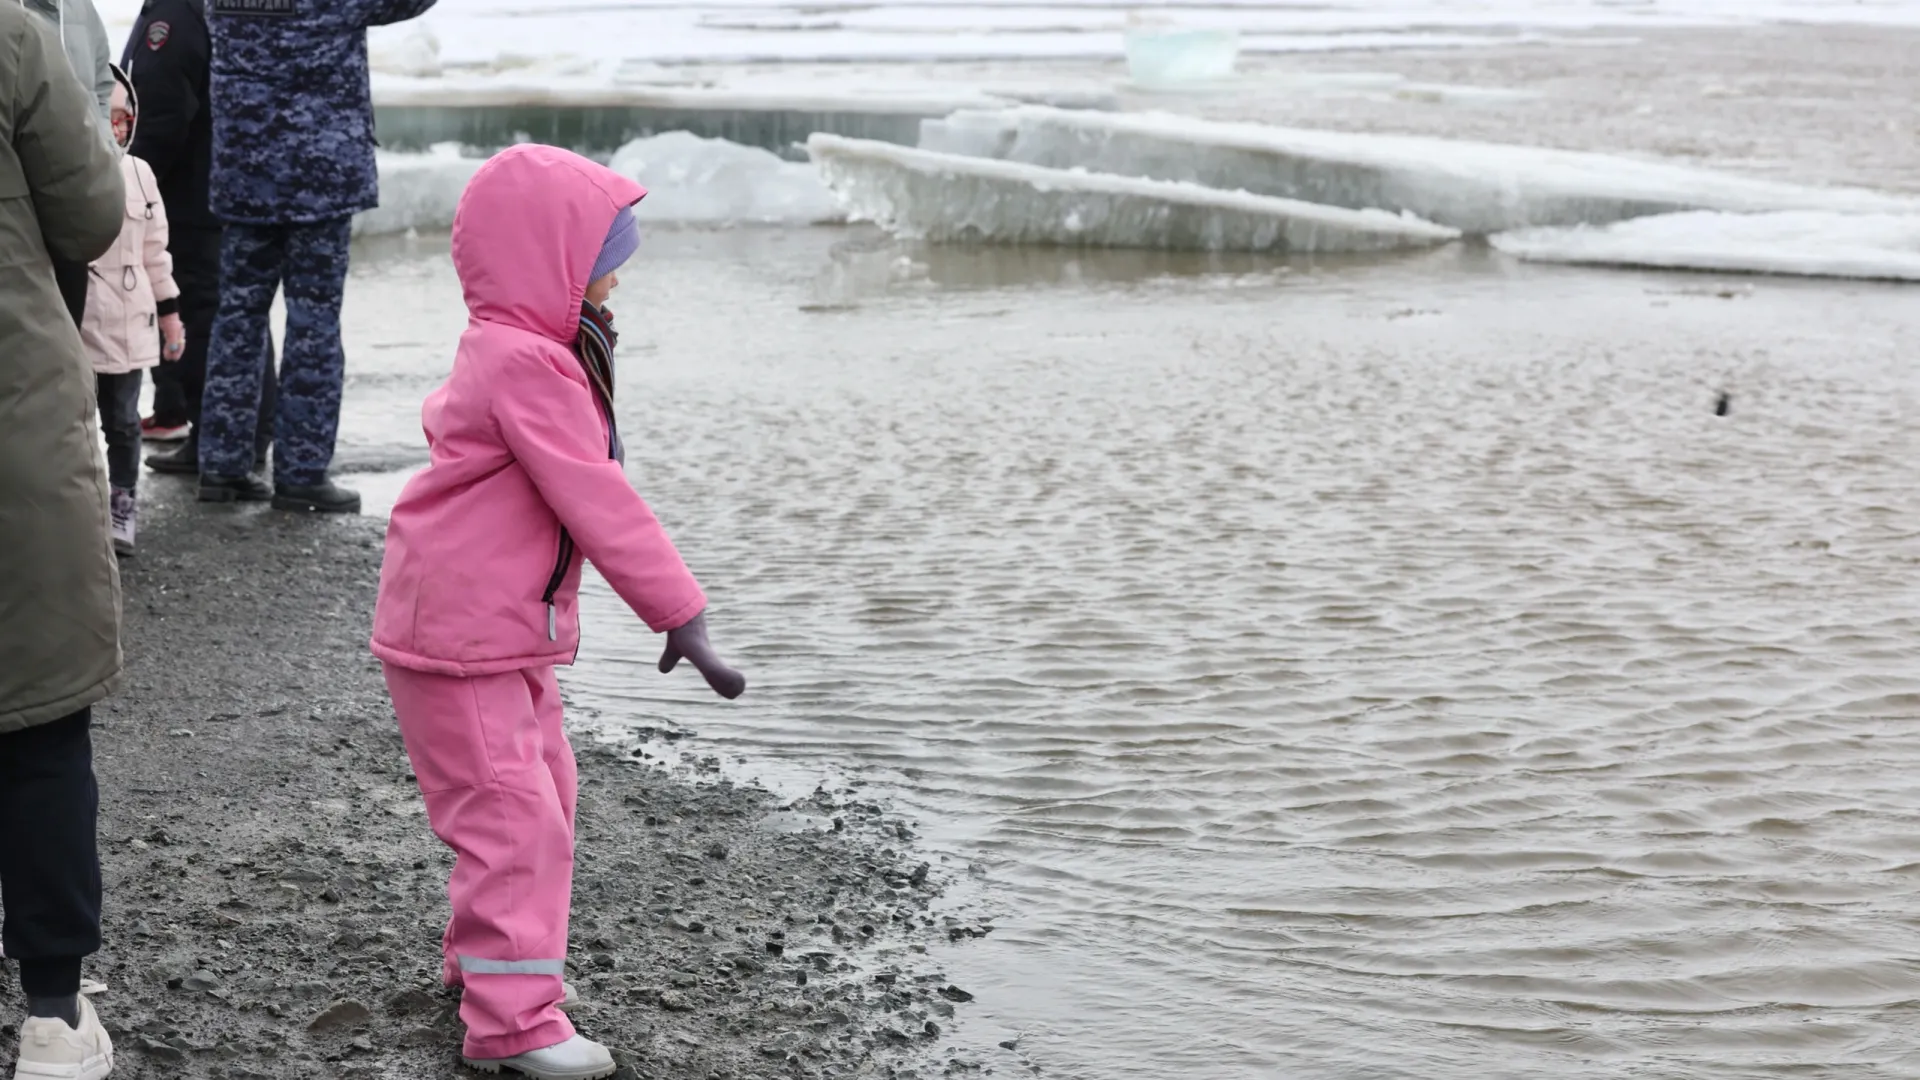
383 989 438 1017
136 1038 186 1062
307 1000 373 1032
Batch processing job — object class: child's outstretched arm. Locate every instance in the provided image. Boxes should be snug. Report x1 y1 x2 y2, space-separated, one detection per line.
494 354 747 699
493 352 708 631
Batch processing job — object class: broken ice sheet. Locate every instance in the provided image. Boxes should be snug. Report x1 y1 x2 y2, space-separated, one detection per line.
1492 210 1920 281
808 134 1459 252
919 106 1920 234
353 133 843 238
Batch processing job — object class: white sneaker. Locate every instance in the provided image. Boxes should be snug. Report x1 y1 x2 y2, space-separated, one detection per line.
12 996 114 1080
463 1034 614 1079
108 488 136 557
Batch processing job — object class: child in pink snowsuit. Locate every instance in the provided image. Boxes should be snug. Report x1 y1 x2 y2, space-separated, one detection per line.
372 144 745 1080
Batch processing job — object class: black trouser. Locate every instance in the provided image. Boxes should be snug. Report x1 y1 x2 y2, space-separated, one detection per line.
148 226 215 426
148 353 189 427
149 225 277 450
53 257 87 330
96 371 143 491
0 709 101 999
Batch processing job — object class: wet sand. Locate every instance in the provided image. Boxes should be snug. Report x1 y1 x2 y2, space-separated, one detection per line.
0 496 986 1078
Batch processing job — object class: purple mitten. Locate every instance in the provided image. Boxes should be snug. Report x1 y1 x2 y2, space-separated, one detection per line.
659 611 746 699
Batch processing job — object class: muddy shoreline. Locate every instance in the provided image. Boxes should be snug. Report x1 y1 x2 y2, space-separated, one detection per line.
1 484 984 1079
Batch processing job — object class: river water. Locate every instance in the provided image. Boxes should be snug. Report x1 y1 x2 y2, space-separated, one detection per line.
324 227 1920 1079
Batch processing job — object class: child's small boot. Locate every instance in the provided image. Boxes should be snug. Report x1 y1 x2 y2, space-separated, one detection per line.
109 488 136 557
463 1034 614 1079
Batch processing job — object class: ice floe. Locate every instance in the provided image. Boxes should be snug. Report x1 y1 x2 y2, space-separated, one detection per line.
355 134 841 237
355 144 482 238
918 106 1920 235
806 134 1459 252
609 132 843 225
1491 211 1920 282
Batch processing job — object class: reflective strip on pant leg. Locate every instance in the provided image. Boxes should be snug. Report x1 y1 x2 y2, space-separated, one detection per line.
458 955 567 977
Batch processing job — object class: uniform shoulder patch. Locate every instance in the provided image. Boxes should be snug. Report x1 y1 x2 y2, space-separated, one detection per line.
146 20 171 49
210 0 297 14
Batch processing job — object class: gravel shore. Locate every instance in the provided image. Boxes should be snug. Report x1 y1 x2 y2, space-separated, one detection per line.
0 482 984 1080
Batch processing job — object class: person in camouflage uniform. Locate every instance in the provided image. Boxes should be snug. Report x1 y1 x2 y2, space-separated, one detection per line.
124 0 281 472
196 0 437 513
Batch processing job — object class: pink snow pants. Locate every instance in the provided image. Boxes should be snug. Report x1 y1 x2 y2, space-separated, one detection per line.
382 663 577 1060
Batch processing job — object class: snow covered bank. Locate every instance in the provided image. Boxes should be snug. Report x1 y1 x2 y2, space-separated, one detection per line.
354 134 839 238
806 134 1458 252
919 106 1919 235
1491 212 1920 282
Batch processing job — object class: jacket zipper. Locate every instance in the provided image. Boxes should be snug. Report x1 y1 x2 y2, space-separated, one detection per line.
540 323 616 645
540 528 574 640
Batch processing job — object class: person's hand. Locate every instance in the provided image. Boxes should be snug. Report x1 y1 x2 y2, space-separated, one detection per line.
658 611 746 700
159 313 185 361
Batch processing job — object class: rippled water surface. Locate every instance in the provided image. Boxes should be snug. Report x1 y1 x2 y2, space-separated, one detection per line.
338 230 1920 1078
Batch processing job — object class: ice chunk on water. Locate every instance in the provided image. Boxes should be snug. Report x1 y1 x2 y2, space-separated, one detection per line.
353 134 841 237
1123 25 1240 89
609 131 843 226
920 106 1920 235
806 134 1459 252
370 24 443 78
356 144 482 237
1491 211 1920 281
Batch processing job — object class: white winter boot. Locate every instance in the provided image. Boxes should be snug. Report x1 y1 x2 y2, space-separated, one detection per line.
11 995 114 1080
463 1034 614 1079
109 488 136 557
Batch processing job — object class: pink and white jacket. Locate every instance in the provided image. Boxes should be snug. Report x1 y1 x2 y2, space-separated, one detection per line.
81 154 177 375
371 144 706 677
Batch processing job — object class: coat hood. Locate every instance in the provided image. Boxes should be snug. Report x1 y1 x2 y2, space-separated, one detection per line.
450 145 646 345
109 62 134 150
18 0 76 42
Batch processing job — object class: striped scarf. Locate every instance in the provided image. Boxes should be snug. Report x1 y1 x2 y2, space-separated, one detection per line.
574 301 624 464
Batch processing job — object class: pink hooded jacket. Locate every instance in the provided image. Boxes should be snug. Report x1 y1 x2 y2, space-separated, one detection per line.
371 145 706 677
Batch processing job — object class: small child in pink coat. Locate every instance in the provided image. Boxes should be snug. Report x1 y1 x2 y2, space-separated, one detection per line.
371 144 745 1080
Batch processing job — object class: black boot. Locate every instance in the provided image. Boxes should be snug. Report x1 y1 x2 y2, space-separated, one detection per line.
146 437 199 476
199 473 273 503
273 478 361 514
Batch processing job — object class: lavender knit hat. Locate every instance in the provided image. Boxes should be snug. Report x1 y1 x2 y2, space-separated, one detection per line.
590 205 640 284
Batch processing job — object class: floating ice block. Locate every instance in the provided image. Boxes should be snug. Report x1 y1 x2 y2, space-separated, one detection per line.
354 133 843 237
918 106 1920 235
609 131 843 225
1124 27 1240 88
1491 211 1920 281
806 134 1459 253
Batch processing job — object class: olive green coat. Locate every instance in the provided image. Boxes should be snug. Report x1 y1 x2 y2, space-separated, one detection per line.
0 2 127 733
